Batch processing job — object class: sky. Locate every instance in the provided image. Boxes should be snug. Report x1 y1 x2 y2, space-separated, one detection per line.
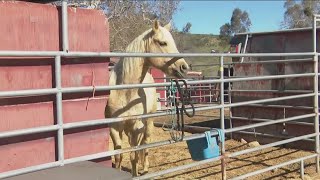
173 1 286 35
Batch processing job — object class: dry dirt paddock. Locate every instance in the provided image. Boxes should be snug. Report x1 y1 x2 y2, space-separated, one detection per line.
109 109 320 179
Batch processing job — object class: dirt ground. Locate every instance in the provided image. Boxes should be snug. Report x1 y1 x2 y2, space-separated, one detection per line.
109 109 320 179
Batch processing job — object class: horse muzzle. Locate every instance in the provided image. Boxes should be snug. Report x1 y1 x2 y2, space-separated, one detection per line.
165 57 190 79
174 61 190 78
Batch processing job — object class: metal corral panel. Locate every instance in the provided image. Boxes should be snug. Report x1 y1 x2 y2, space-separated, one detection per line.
230 29 319 150
0 1 111 173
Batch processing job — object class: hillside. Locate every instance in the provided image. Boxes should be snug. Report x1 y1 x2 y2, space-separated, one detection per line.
173 33 231 77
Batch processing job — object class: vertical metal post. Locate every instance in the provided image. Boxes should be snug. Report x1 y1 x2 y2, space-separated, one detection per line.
240 34 249 63
55 56 64 165
228 64 233 139
209 83 212 103
59 2 68 162
300 160 305 179
313 14 320 173
227 64 231 105
220 56 226 180
62 0 69 52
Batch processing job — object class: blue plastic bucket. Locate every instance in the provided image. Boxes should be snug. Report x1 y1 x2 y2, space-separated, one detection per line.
186 129 224 161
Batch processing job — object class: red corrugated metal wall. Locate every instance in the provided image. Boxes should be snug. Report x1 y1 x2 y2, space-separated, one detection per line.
0 1 111 172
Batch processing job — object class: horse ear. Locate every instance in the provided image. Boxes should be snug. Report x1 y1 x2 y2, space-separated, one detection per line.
153 20 160 32
164 21 172 31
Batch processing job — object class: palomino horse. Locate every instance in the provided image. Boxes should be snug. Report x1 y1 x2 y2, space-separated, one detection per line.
105 20 190 176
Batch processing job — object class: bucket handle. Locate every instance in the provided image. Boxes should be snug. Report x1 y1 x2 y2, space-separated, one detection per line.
205 128 224 143
216 128 225 142
205 131 212 145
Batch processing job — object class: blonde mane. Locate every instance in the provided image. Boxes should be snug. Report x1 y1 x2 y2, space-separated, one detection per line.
111 29 152 85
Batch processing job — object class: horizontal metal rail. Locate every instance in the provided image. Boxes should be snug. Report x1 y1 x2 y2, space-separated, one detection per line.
223 73 314 83
0 91 316 177
0 129 216 178
0 49 317 179
0 88 58 98
155 123 316 142
0 125 59 138
134 157 223 180
230 154 318 180
135 133 317 179
62 111 167 129
190 58 313 67
225 93 314 108
230 133 317 157
225 113 315 133
0 73 314 98
241 103 314 110
0 51 315 57
231 89 314 93
236 131 315 142
7 114 312 179
232 116 314 126
234 58 314 64
0 8 318 180
63 131 215 165
190 95 215 98
3 113 304 179
0 93 313 139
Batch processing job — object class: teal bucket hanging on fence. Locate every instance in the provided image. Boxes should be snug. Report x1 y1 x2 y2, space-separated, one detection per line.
186 129 224 161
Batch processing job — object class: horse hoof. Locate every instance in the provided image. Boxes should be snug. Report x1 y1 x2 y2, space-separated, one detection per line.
141 171 148 176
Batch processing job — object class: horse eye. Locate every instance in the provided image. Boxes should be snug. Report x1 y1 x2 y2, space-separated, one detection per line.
159 41 167 46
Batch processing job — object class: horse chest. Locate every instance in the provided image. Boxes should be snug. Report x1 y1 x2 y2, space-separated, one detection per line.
109 93 146 115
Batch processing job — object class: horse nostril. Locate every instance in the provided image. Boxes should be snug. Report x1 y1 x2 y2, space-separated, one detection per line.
180 64 188 73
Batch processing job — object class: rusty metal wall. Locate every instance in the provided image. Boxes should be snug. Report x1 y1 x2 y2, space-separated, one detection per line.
231 30 319 150
0 1 111 173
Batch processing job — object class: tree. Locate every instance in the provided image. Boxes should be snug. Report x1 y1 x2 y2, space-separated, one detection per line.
107 0 180 51
219 8 251 40
230 8 251 34
219 23 232 39
281 0 320 29
53 0 180 51
182 22 192 33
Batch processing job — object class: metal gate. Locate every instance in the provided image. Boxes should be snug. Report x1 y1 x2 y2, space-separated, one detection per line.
0 2 320 180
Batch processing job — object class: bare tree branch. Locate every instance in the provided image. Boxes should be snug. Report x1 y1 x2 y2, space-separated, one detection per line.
53 0 181 51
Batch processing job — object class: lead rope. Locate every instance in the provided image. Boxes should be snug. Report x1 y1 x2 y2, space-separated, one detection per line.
85 64 96 111
174 79 195 117
174 79 195 141
162 80 182 141
163 79 195 142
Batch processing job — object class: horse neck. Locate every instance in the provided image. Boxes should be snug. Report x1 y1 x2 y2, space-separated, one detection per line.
116 31 151 85
120 57 149 84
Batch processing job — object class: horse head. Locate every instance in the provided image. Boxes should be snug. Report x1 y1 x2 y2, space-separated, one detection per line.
146 20 190 79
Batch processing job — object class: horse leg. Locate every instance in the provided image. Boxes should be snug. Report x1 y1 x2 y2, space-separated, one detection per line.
130 150 140 176
141 119 154 173
110 126 123 170
127 122 144 176
128 134 139 176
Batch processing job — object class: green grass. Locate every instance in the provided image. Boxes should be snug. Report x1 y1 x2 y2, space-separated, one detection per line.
173 32 231 76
